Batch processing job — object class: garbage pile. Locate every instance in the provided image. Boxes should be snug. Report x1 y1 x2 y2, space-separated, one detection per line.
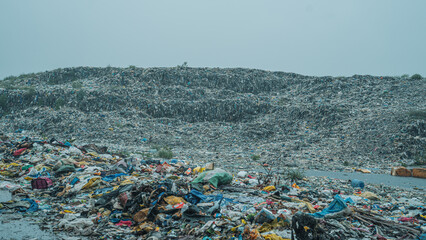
1 133 425 239
1 67 425 171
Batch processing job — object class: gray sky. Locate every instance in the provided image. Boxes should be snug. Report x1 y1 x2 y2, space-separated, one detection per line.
1 0 425 79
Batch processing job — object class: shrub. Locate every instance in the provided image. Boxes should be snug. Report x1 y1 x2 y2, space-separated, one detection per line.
411 74 422 80
72 81 83 89
177 62 188 68
285 169 305 183
24 87 36 99
251 154 260 161
401 74 409 78
54 98 66 110
158 147 173 159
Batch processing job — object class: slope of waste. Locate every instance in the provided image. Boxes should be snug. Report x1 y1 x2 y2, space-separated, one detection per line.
0 133 424 239
0 67 425 172
0 67 426 239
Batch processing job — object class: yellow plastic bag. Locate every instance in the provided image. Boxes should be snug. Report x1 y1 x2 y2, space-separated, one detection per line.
6 163 20 168
164 196 186 205
263 233 290 240
263 186 276 192
82 177 101 190
291 198 315 213
193 166 205 174
259 218 289 233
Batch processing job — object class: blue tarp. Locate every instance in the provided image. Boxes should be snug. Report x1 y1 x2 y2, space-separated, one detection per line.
102 173 128 182
310 195 347 218
185 190 222 204
184 189 234 205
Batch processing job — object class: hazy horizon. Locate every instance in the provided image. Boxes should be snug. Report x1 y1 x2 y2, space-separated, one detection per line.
1 0 425 79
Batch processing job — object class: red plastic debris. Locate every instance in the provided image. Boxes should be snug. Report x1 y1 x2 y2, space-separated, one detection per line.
13 148 27 156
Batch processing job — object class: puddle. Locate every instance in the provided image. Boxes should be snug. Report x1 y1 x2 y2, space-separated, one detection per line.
0 215 61 240
306 170 426 189
0 190 12 202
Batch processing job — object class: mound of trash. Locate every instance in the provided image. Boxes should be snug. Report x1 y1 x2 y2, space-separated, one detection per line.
0 133 425 239
0 67 425 171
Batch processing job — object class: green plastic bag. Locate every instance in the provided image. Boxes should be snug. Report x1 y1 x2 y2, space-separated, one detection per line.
191 168 232 188
55 165 75 174
208 172 232 187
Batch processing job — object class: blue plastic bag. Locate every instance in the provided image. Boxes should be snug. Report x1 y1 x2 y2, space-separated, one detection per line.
311 195 347 218
21 198 39 212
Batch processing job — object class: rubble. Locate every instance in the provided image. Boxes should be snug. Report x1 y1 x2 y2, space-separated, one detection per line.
0 133 425 239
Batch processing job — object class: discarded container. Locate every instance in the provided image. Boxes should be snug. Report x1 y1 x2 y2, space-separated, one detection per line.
254 208 275 223
31 177 53 189
350 179 365 189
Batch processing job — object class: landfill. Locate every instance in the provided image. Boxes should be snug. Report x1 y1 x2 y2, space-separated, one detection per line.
0 67 425 239
0 67 425 171
0 132 425 239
